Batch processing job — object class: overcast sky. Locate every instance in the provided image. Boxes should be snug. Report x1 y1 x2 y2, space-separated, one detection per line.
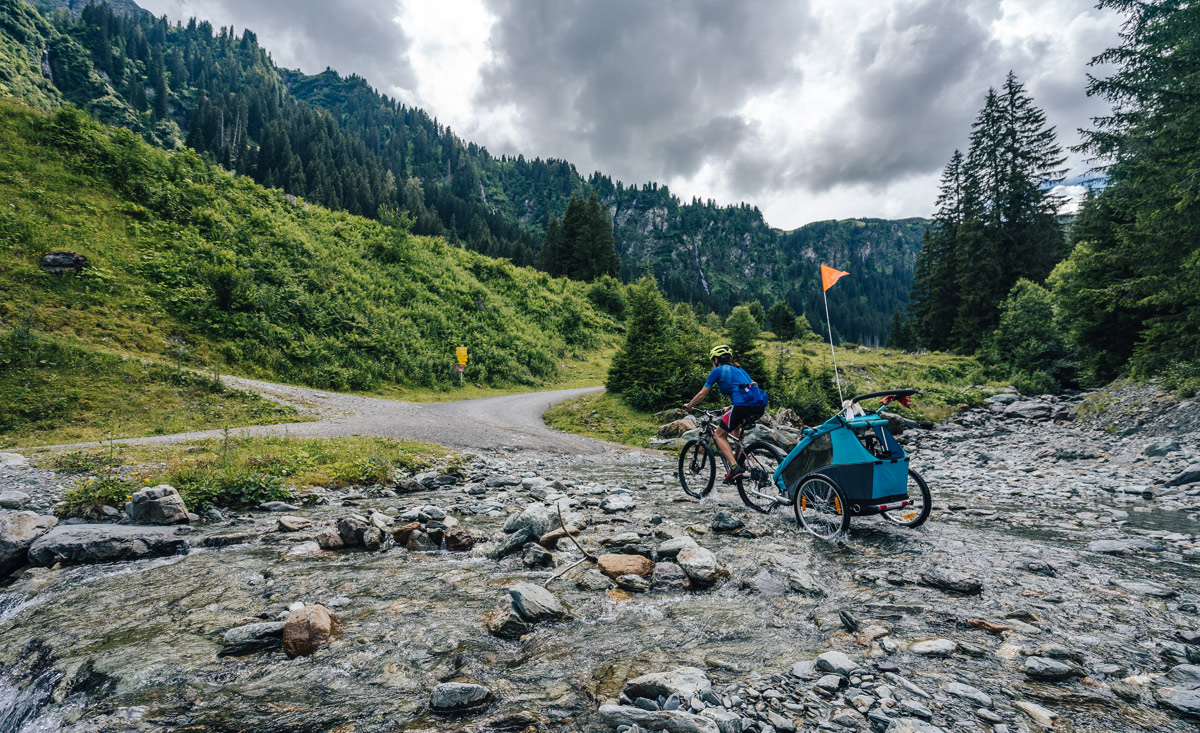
138 0 1122 229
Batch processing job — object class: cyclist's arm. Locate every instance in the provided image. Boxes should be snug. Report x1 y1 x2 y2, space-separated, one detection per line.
683 385 710 410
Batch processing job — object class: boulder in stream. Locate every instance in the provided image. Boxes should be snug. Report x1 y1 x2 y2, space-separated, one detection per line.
597 553 654 580
920 567 983 595
430 682 491 712
27 525 188 566
676 544 727 587
282 604 334 658
598 704 720 733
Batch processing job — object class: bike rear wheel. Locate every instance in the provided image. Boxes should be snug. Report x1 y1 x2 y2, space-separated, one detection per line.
678 439 716 498
736 441 785 513
794 473 851 541
881 469 932 528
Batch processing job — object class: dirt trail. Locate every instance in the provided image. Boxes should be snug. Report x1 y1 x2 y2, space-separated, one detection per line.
30 376 610 454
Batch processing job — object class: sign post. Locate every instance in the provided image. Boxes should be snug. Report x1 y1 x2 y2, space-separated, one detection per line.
455 346 468 386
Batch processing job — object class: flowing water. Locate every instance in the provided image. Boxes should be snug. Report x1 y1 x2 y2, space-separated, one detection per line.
1 422 1198 731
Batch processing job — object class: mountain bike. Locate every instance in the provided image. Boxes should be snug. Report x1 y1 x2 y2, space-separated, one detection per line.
677 408 787 513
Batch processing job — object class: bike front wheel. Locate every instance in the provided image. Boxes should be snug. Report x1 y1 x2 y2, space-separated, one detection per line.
881 469 932 528
736 441 785 513
678 439 716 498
794 473 850 541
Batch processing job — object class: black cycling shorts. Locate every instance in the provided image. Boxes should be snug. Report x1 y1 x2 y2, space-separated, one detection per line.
719 405 763 433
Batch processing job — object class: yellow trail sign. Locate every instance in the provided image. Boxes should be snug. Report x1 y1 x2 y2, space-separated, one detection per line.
456 346 468 365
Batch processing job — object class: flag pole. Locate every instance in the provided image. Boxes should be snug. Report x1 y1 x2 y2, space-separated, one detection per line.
822 284 845 406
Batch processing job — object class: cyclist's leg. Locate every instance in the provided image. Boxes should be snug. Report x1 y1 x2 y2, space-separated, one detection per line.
713 409 737 468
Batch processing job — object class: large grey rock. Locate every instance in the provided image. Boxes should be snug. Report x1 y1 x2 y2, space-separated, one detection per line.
909 639 957 657
658 536 699 559
430 682 491 711
1156 686 1200 718
1 512 58 576
128 485 189 525
598 704 720 733
489 526 535 560
677 544 726 587
1167 664 1200 689
601 493 636 513
503 501 580 538
0 491 30 509
27 524 188 566
1166 464 1200 487
39 250 89 274
816 651 859 677
0 453 29 467
1004 401 1052 420
508 582 570 622
622 667 711 702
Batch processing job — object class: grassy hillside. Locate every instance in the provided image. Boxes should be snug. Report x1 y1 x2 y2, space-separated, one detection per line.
0 328 298 448
0 102 620 402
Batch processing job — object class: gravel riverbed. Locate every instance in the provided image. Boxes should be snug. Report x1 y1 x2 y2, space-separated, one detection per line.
0 387 1198 732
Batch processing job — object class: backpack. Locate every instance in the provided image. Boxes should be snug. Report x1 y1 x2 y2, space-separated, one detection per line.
723 364 769 407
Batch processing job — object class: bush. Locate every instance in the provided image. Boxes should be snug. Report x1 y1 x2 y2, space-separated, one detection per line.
61 474 133 517
979 279 1073 391
168 467 291 510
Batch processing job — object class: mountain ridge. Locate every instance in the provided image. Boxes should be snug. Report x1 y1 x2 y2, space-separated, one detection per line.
5 0 926 343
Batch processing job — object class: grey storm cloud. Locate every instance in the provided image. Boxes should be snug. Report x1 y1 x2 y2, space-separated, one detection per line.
139 0 417 90
476 0 815 182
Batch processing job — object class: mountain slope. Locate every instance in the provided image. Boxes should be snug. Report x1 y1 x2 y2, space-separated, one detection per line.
0 101 619 391
4 0 925 344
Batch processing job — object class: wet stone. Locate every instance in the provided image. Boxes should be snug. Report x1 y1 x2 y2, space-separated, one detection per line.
941 681 992 707
909 639 956 656
711 511 745 533
920 567 982 595
128 485 189 525
577 568 616 591
816 651 860 677
282 604 334 658
508 581 569 622
430 682 491 712
1024 656 1079 681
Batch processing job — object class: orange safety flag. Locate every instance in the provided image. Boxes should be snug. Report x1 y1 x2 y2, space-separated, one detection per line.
821 264 849 291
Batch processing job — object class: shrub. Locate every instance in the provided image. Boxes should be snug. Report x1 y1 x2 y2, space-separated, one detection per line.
979 279 1073 392
61 475 133 517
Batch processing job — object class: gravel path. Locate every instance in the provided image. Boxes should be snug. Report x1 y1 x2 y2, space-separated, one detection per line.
26 376 610 455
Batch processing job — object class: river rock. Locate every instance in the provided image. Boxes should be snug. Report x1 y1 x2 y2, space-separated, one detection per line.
0 452 29 467
444 528 475 551
490 526 535 560
652 561 690 591
1156 686 1200 718
430 682 491 712
1087 538 1165 554
657 536 699 559
921 567 982 595
909 639 957 656
886 718 946 733
1168 664 1200 688
316 525 345 550
677 544 726 587
391 521 421 546
1166 463 1200 487
1005 401 1051 420
601 493 636 513
623 667 712 702
336 516 371 547
521 544 554 568
484 602 531 639
1024 656 1079 680
0 512 57 576
27 525 188 566
942 682 992 707
816 651 859 677
0 490 30 509
218 621 285 656
711 511 744 533
598 553 655 579
282 604 334 658
597 704 720 733
509 582 570 622
658 418 697 438
577 568 616 591
259 501 299 512
127 485 190 525
277 515 311 532
1015 700 1058 727
503 501 580 538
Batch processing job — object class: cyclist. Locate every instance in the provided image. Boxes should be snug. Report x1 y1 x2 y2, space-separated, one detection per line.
683 344 768 483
